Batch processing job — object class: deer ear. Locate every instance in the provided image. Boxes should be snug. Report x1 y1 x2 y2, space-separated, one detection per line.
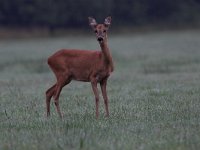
104 16 111 27
88 17 97 28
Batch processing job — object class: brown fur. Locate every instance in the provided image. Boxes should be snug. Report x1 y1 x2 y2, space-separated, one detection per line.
46 17 113 118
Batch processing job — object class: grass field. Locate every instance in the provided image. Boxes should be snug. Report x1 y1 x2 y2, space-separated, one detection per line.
0 30 200 150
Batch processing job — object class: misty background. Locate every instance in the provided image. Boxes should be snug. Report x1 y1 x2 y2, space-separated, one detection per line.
0 0 200 36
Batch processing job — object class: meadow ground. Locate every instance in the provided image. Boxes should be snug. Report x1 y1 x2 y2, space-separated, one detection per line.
0 30 200 150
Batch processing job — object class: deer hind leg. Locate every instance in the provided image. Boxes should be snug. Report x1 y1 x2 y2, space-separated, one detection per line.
100 78 109 117
46 84 56 117
54 73 71 118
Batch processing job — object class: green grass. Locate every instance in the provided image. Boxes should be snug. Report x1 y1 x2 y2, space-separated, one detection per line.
0 30 200 150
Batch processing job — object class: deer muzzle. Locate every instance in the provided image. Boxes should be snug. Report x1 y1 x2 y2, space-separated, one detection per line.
97 37 103 42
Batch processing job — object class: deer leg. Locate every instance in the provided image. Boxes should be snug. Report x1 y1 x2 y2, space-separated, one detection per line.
91 78 99 119
54 77 71 118
54 83 64 119
100 78 109 117
46 84 56 117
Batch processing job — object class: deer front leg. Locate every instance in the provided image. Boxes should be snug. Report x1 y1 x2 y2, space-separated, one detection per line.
91 78 99 119
100 78 109 117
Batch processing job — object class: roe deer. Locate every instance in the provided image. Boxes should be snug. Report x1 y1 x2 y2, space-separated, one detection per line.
46 16 114 118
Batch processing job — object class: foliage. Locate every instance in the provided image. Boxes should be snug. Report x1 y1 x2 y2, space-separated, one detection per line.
0 0 200 29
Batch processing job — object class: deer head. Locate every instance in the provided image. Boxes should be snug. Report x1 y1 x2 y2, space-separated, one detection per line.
88 16 111 43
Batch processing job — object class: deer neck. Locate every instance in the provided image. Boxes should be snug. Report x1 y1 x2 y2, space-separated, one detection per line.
99 39 114 72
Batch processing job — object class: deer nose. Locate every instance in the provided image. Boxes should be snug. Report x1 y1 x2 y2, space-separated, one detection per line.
97 37 103 42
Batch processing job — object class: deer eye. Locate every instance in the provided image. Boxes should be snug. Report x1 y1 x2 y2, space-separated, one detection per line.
103 30 106 33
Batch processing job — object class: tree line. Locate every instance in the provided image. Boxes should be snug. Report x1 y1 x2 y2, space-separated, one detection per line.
0 0 200 29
